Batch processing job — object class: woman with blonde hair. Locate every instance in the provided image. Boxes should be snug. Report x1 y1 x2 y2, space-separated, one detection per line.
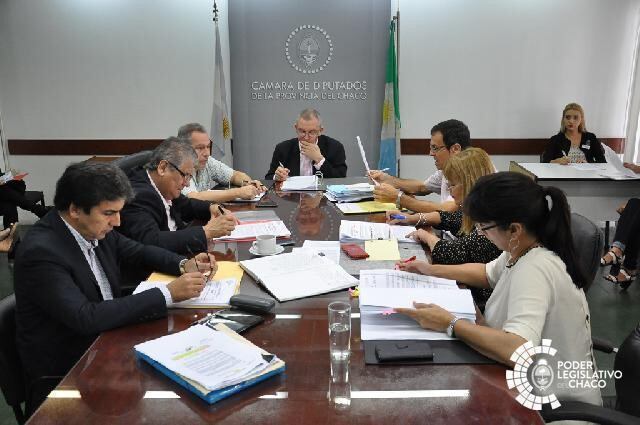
387 147 500 310
541 102 606 164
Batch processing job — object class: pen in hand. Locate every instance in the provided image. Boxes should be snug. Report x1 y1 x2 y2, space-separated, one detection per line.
401 256 417 264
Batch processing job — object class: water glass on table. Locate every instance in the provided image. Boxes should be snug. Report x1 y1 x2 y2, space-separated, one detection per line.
328 301 351 361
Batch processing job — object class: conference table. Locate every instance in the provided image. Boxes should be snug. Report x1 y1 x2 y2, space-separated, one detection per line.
28 178 542 425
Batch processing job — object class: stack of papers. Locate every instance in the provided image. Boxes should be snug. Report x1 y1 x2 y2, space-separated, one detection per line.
325 183 374 202
339 220 418 243
134 324 285 404
240 250 358 302
281 175 320 191
600 145 640 180
212 220 291 242
358 269 474 341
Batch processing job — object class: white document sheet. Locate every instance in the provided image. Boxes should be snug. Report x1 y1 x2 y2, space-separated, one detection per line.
339 221 419 243
212 220 291 241
359 269 457 290
339 220 391 241
240 251 358 301
134 325 274 391
281 175 319 191
133 278 238 308
360 286 476 314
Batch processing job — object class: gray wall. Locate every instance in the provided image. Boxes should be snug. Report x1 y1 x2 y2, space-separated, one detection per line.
229 0 390 178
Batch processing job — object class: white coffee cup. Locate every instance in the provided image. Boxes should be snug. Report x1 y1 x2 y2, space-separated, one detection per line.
252 234 277 254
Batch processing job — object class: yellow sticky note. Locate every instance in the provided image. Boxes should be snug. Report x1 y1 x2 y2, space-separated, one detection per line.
148 261 244 284
358 201 397 213
364 239 401 261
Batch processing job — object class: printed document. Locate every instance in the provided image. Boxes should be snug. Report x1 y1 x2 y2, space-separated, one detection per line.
281 175 319 191
133 278 239 308
212 220 291 242
240 250 358 301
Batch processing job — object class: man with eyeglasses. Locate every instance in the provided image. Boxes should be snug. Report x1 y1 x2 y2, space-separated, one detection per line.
265 108 347 180
118 138 237 275
177 123 266 201
371 119 471 213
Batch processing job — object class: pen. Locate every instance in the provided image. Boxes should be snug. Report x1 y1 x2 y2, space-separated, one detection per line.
390 213 406 220
380 168 390 172
401 256 417 264
217 205 226 216
562 150 568 157
278 241 295 247
279 161 285 168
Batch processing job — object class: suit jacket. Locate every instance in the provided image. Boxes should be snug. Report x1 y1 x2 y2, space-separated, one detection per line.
14 211 184 399
119 167 212 255
541 132 606 163
265 135 347 179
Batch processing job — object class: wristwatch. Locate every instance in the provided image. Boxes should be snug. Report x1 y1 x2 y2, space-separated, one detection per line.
179 258 188 275
446 316 465 338
395 190 404 209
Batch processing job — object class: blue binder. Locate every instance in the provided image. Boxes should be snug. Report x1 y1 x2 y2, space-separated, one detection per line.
135 350 286 404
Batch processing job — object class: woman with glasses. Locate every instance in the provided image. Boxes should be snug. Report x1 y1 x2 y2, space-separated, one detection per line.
386 148 500 311
541 102 606 164
395 172 601 408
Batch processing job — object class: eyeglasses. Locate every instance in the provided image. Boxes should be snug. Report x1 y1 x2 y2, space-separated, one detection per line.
429 144 447 153
166 160 192 182
475 223 500 233
296 128 321 138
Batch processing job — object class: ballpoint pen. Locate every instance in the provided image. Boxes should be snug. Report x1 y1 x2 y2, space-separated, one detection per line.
390 213 406 220
380 168 390 172
401 256 417 264
217 204 226 216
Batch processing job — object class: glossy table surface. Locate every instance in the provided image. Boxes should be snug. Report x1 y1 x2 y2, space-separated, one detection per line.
28 179 542 424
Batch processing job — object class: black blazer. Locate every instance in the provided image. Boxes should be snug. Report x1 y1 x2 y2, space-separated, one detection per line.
541 132 606 163
265 135 347 179
119 167 212 255
14 211 184 396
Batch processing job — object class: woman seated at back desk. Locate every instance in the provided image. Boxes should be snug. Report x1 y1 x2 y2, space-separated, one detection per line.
386 148 501 311
394 172 602 409
541 102 606 164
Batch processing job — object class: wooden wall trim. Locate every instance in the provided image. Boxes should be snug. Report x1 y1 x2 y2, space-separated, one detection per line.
8 137 626 156
400 138 625 155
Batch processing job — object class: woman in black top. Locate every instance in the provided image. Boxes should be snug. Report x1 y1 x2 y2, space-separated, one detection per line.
388 148 501 310
541 102 606 164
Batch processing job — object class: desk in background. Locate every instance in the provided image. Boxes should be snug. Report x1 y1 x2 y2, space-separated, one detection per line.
28 181 542 425
509 162 640 223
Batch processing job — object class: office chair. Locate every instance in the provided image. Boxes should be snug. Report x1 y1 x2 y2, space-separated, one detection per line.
0 294 26 424
541 323 640 425
111 150 152 175
571 212 605 293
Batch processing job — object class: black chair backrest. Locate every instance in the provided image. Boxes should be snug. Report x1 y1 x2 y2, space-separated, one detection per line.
0 294 26 423
112 151 152 175
571 213 604 293
615 323 640 417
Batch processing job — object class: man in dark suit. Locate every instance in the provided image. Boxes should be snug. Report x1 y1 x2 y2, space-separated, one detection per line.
14 162 214 415
265 108 347 180
118 137 237 257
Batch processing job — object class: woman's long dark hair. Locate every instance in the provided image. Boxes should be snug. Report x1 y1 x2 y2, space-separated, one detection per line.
463 172 587 289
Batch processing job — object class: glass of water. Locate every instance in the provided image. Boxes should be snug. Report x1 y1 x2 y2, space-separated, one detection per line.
328 301 351 361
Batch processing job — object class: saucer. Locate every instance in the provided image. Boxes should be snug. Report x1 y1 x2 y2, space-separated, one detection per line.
249 244 285 256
